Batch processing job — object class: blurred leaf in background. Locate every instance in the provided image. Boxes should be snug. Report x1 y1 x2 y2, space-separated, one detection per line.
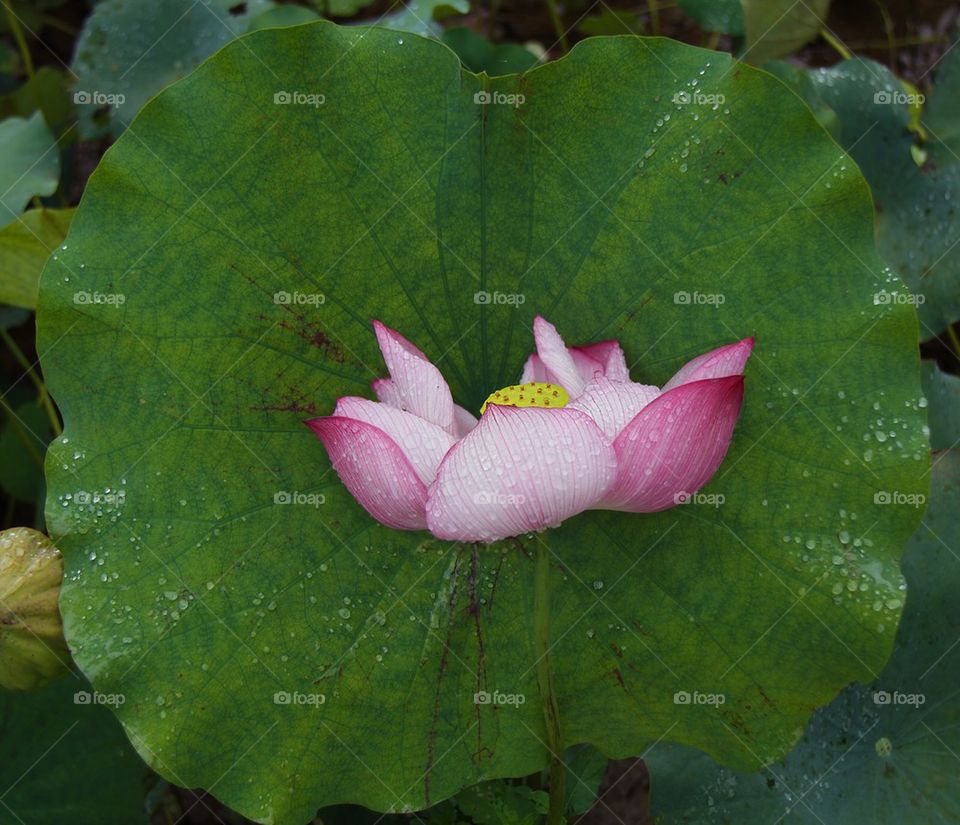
0 207 73 308
0 111 59 228
441 27 539 74
742 0 830 65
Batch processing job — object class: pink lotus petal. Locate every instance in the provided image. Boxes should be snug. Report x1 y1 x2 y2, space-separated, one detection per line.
603 376 745 512
372 377 401 407
333 397 455 484
569 349 605 385
453 405 479 438
576 340 631 383
373 320 455 434
568 376 660 440
520 353 549 384
662 337 754 392
425 406 617 543
306 416 428 531
533 316 586 397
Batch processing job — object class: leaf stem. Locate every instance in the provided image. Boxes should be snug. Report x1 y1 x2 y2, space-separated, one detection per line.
543 0 568 53
946 325 960 362
4 4 34 80
647 0 661 35
819 27 853 60
534 540 565 824
0 328 62 436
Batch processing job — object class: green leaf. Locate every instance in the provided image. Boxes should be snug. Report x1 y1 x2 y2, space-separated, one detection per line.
456 781 546 824
0 112 59 228
70 0 275 138
803 59 960 337
763 60 840 138
248 4 323 31
0 207 73 308
678 0 743 36
645 449 960 824
923 40 960 165
379 0 469 37
742 0 830 65
920 361 960 450
0 68 73 141
564 744 608 815
0 672 149 823
441 28 539 74
577 8 645 37
37 25 928 823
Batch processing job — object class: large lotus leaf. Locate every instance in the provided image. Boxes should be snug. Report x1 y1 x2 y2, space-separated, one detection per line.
70 0 274 139
0 672 150 823
37 25 928 824
0 112 59 228
742 0 830 65
802 59 960 337
645 449 959 824
924 40 960 164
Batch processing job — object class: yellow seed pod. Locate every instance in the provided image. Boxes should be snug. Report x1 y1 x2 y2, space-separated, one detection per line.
480 381 570 414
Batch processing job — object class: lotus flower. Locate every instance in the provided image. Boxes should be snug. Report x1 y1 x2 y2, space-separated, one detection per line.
307 316 753 543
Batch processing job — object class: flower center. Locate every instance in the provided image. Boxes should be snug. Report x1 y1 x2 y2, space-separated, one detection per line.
480 381 569 414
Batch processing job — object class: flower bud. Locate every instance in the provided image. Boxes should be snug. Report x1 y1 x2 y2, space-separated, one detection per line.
0 528 70 691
